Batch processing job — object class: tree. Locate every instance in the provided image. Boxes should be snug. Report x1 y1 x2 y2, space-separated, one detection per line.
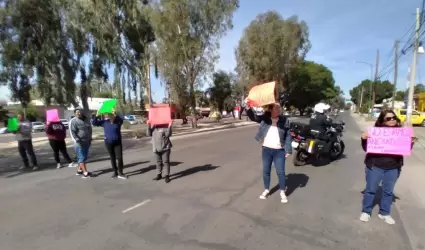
415 83 425 94
235 11 311 92
394 90 405 101
207 71 233 113
286 61 338 114
349 79 393 105
149 0 239 128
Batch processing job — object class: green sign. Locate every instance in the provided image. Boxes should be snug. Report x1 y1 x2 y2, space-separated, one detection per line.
97 99 117 115
7 117 19 132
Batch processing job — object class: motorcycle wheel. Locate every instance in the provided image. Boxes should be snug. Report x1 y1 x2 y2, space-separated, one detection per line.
293 149 308 166
329 140 345 160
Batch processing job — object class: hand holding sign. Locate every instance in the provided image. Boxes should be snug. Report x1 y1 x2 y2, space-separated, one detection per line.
367 127 413 156
245 81 276 107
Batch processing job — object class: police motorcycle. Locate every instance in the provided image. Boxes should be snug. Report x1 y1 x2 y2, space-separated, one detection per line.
290 120 345 166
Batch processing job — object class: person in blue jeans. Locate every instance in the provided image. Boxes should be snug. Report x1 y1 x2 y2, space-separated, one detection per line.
246 102 292 203
359 109 415 225
70 107 93 178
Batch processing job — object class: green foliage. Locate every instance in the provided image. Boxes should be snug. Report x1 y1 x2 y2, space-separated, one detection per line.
207 71 233 112
287 61 340 111
149 0 239 127
349 79 394 105
17 104 39 120
93 91 114 98
235 11 311 91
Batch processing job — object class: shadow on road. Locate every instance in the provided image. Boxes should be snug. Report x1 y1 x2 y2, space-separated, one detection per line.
269 173 309 197
360 187 401 204
126 161 183 177
311 154 347 167
170 164 220 181
93 160 151 176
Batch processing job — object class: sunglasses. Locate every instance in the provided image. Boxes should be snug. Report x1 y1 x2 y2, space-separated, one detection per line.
384 116 396 122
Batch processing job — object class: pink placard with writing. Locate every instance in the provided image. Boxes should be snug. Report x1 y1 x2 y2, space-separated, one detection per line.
46 109 60 122
367 127 413 156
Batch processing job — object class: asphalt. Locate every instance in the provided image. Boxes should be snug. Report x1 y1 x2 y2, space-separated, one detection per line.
0 113 413 250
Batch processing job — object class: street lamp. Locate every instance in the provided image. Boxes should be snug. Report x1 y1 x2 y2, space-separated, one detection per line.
354 61 374 114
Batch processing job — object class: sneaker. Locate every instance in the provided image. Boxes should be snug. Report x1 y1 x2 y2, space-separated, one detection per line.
82 172 92 179
378 214 395 225
19 166 28 170
56 163 62 169
280 191 288 203
32 166 39 171
118 174 128 180
259 189 270 199
111 173 118 179
76 170 83 176
164 175 170 183
359 212 371 222
68 162 76 168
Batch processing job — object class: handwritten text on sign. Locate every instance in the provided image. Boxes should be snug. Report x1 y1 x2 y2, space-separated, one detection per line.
367 127 413 156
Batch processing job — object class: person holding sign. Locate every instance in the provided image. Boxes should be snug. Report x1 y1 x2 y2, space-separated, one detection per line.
92 109 128 179
45 118 75 169
245 100 292 204
14 113 39 170
146 120 173 183
359 109 415 225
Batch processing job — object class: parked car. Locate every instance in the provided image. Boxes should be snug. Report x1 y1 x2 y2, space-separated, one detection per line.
128 117 139 125
0 127 8 134
60 119 69 129
31 122 45 133
395 108 425 126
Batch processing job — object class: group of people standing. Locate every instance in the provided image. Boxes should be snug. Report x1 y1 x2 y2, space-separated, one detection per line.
14 106 174 183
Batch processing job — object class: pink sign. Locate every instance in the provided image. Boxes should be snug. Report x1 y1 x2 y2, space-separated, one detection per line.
46 109 60 122
367 127 413 156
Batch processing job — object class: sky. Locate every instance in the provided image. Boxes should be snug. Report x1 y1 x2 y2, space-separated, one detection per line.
0 0 423 102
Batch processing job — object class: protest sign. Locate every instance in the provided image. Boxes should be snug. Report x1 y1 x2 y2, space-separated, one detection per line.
46 109 60 122
98 99 117 115
246 81 276 107
7 117 19 132
149 104 171 125
367 127 413 156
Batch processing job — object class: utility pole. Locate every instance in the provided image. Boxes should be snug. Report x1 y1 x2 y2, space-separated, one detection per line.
359 87 364 111
406 8 421 126
392 40 399 109
372 50 379 111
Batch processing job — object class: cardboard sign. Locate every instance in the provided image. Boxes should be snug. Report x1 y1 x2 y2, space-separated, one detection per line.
7 117 19 132
98 99 117 115
367 127 413 156
149 105 171 125
246 81 276 107
46 109 60 122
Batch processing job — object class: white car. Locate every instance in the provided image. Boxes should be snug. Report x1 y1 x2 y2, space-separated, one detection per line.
0 127 8 134
31 122 45 133
60 119 69 129
128 118 138 125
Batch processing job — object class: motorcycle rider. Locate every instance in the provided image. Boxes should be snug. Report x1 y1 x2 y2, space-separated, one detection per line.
309 103 335 153
309 103 332 133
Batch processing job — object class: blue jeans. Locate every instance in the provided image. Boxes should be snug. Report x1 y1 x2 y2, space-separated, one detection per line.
262 147 286 190
74 143 90 163
362 167 400 215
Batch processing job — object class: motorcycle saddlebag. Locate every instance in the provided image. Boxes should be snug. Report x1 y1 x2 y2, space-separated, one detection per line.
306 139 327 154
290 122 311 136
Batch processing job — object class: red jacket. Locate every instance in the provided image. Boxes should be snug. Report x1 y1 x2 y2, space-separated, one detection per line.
45 121 66 141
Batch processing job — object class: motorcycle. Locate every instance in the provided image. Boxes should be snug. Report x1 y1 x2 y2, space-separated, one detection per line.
290 121 345 166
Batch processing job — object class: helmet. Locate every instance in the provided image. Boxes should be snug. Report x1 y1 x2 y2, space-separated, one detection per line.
314 103 327 113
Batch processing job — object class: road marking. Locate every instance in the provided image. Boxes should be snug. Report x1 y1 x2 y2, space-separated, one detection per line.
122 199 151 214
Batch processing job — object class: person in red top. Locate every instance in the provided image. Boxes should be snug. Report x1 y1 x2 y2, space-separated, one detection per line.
45 120 75 169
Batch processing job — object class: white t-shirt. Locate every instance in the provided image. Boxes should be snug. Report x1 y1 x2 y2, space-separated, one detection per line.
262 126 282 149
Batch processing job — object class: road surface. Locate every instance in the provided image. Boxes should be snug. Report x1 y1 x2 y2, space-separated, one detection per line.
0 113 413 250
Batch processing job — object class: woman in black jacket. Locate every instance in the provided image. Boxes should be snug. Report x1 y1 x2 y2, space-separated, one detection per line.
359 109 414 225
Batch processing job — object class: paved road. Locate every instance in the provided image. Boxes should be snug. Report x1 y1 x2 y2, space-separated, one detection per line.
0 114 413 250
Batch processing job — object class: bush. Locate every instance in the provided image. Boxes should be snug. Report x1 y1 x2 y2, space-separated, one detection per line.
122 120 131 129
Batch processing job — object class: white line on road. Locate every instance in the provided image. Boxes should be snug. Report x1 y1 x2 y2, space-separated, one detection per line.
122 199 151 214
